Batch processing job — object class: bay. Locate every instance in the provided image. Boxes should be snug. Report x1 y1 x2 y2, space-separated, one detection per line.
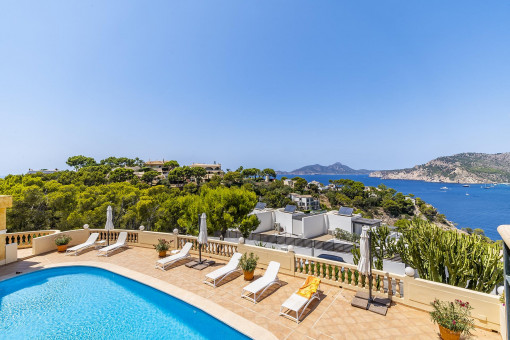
277 174 510 240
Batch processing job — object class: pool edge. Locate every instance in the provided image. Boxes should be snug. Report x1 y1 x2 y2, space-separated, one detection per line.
0 261 278 340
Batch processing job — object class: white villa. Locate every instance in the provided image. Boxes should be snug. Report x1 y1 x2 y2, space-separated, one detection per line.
289 193 320 211
251 205 381 239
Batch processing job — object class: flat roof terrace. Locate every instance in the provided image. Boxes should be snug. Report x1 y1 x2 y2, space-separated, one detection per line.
0 247 499 340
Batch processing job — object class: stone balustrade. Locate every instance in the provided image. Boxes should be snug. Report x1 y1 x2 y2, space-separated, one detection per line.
5 230 59 249
177 235 238 258
294 254 405 300
88 229 139 244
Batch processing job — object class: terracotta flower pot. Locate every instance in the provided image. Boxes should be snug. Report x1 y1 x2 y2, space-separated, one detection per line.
57 245 68 252
159 250 167 258
438 325 460 340
243 270 254 281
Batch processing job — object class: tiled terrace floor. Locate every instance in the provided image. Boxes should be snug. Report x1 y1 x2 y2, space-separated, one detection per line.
0 247 500 340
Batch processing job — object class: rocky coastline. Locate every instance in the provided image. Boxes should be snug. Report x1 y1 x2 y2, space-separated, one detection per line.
370 152 510 184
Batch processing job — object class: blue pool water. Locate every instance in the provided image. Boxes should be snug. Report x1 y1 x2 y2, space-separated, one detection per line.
277 174 510 240
0 266 249 339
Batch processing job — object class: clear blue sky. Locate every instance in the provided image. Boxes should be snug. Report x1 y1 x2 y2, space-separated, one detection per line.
1 1 509 175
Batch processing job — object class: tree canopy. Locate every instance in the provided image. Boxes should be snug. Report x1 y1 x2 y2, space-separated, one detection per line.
66 155 97 170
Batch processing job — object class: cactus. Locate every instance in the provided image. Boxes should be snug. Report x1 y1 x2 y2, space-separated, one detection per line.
394 219 503 293
351 225 394 271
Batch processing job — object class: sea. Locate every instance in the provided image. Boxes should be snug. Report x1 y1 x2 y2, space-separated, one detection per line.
277 174 510 240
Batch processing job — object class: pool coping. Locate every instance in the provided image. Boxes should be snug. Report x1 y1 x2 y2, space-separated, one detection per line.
0 261 277 340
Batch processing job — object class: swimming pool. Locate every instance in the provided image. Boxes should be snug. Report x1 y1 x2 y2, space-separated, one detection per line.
0 266 250 339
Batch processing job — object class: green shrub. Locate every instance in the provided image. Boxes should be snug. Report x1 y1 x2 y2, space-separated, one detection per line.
239 252 259 272
334 228 360 243
55 235 72 246
153 239 170 252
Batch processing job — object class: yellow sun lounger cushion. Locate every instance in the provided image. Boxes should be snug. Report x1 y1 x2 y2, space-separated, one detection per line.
296 276 321 299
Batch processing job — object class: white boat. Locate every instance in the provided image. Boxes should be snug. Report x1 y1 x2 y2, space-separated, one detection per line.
440 186 448 190
462 184 470 187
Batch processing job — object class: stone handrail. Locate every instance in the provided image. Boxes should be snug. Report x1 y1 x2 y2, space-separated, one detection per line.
176 235 238 259
294 254 404 299
5 230 59 249
88 229 139 244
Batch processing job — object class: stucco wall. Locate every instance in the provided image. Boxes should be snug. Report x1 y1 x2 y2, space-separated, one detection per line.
302 214 326 238
252 211 274 233
237 243 294 275
402 276 500 331
32 229 89 255
326 212 354 233
274 211 293 234
0 196 13 265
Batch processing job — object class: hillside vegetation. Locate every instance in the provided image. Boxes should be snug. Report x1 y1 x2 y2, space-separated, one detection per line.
278 162 371 175
0 155 457 235
370 152 510 183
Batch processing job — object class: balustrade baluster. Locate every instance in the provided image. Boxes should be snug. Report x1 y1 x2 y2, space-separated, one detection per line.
395 279 401 298
387 275 393 296
379 275 385 293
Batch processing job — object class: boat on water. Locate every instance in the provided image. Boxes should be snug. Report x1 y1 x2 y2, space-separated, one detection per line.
462 184 470 187
466 192 470 196
440 186 448 190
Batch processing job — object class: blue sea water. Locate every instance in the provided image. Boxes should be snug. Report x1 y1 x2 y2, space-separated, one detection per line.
277 174 510 240
0 266 249 340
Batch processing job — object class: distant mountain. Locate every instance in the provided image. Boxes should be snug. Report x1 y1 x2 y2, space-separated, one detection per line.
370 152 510 183
278 162 372 175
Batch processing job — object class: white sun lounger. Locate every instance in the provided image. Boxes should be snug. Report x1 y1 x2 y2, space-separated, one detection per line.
155 242 193 271
241 261 281 303
97 232 128 257
279 277 321 323
203 252 242 287
65 233 99 256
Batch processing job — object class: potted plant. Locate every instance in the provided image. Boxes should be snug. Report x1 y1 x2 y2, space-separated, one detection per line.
429 299 474 340
55 235 72 252
154 239 170 257
239 252 259 281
